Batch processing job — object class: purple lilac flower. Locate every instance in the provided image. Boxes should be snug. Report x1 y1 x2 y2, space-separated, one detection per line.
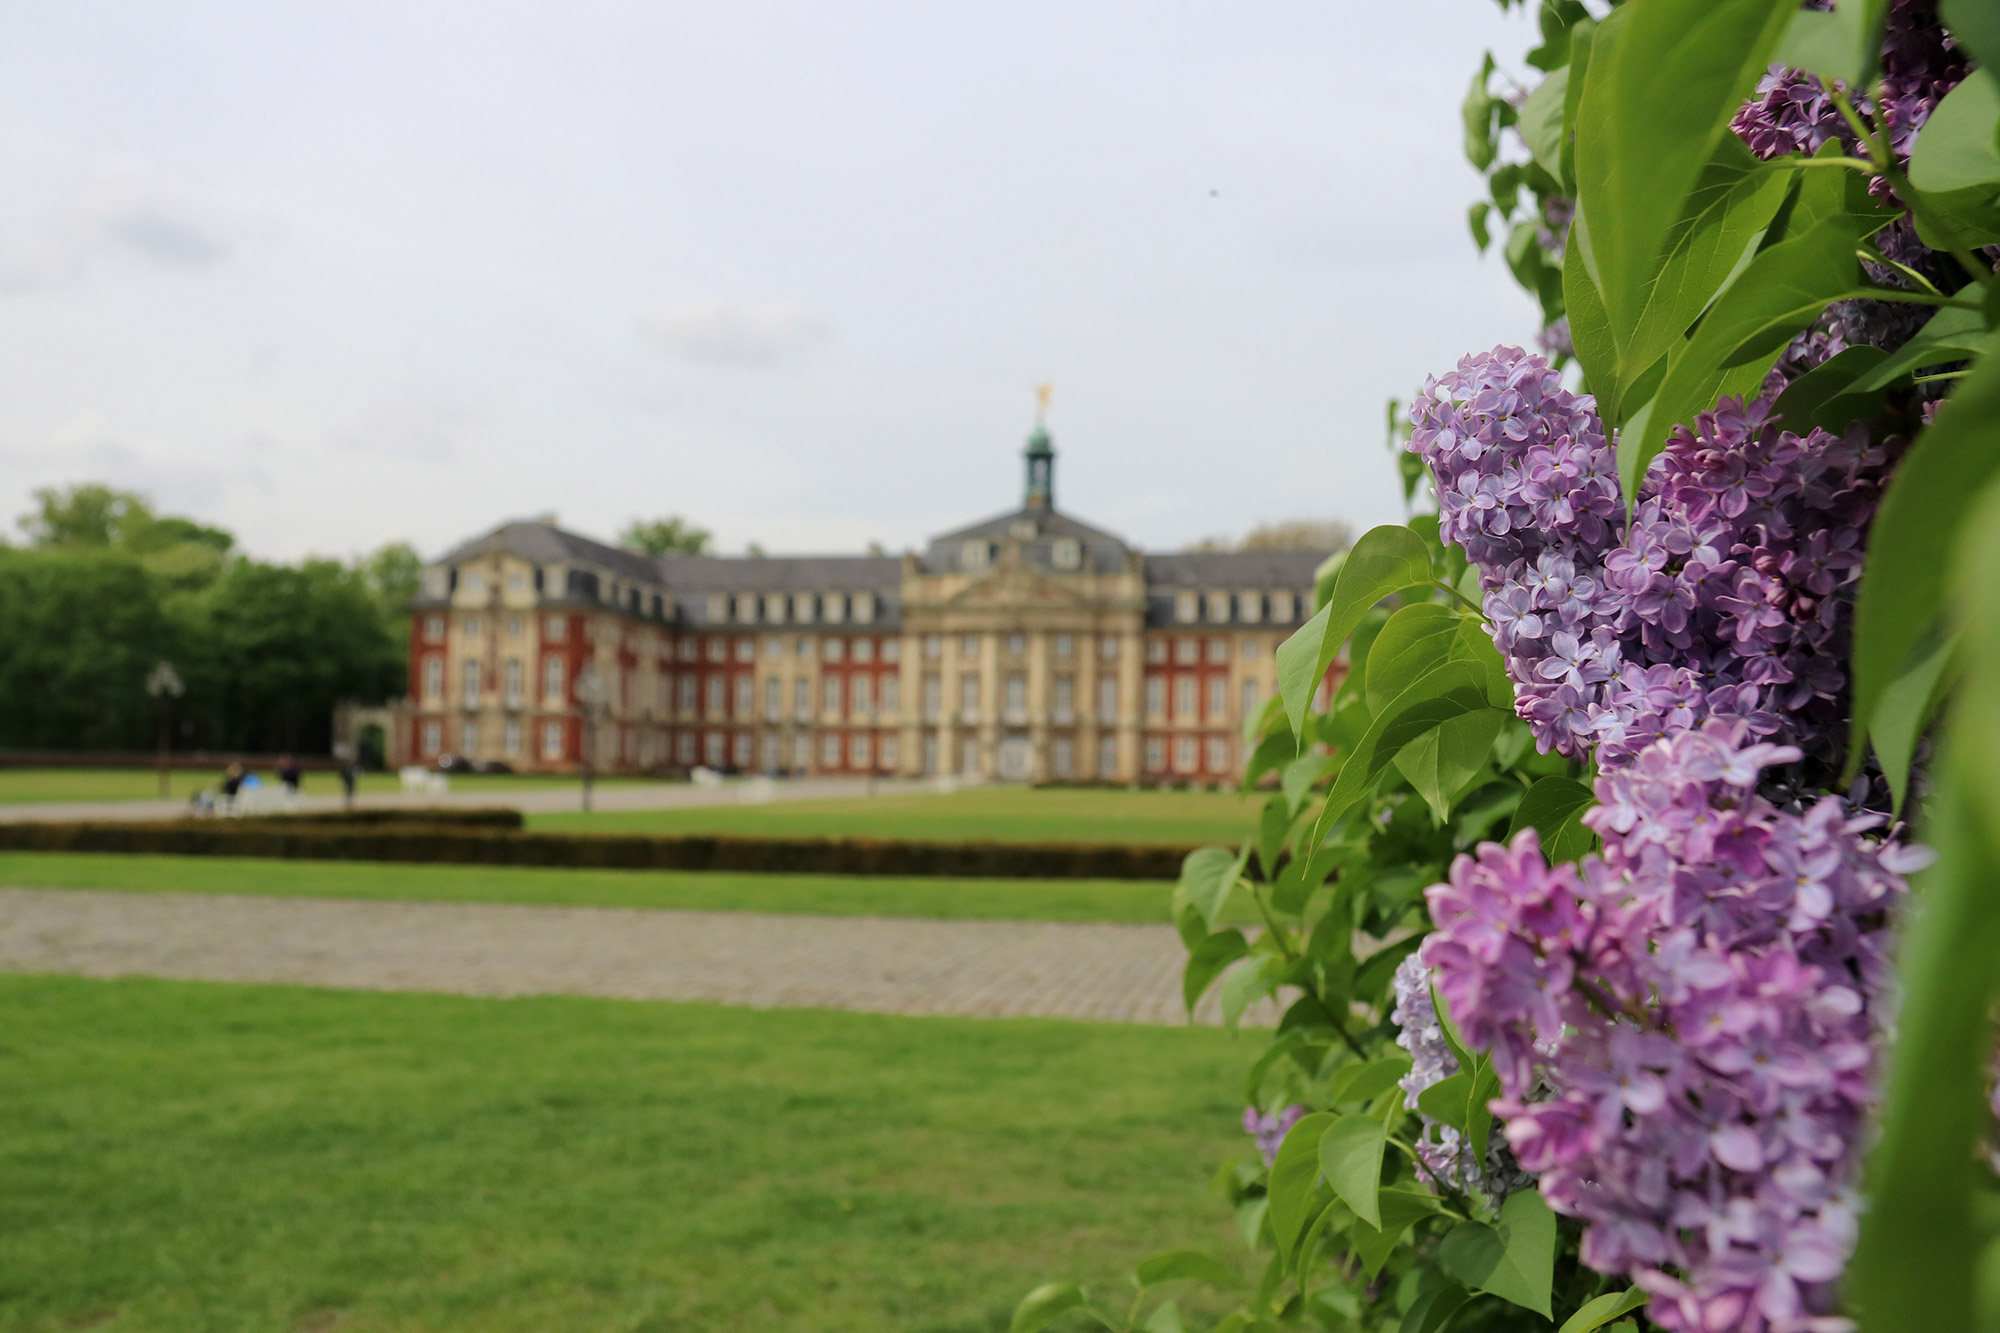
1389 954 1536 1201
1409 354 1896 770
1419 722 1912 1333
1243 1104 1305 1167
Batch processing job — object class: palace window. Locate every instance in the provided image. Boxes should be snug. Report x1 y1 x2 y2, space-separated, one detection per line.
853 638 873 664
960 737 979 774
796 636 814 658
825 677 844 715
1238 592 1263 624
1207 638 1230 664
1051 737 1073 778
822 733 841 766
960 633 981 660
508 571 526 593
1004 673 1027 719
677 638 696 661
825 638 845 664
1243 638 1262 659
706 733 725 766
1053 675 1074 722
882 638 901 663
1054 633 1074 659
734 594 758 624
853 592 875 623
1006 633 1026 658
881 674 900 713
707 594 727 622
678 733 696 764
960 676 981 719
1174 592 1198 623
794 678 811 721
1052 537 1081 570
1144 737 1165 771
734 676 754 717
1145 678 1165 719
824 593 847 624
1207 736 1228 772
852 734 872 767
1145 639 1167 664
1207 676 1227 719
463 660 482 703
463 571 485 596
678 675 697 713
923 674 941 721
764 678 781 719
853 676 873 715
544 657 565 700
881 734 899 768
422 720 442 755
733 733 753 767
465 616 481 638
1098 736 1116 777
735 638 755 662
504 659 523 707
1270 591 1296 621
923 634 943 660
1206 592 1230 622
764 593 788 623
1176 736 1198 772
461 719 480 754
1098 675 1117 720
506 616 523 638
793 592 816 623
706 677 725 713
1243 678 1262 717
765 637 784 659
792 733 811 768
503 720 521 755
1100 635 1119 660
1176 676 1197 719
761 734 780 771
543 721 565 759
706 638 726 662
423 657 444 701
424 615 445 642
962 540 991 572
1176 638 1198 665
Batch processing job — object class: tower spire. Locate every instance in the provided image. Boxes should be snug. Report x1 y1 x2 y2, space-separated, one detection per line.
1024 384 1054 510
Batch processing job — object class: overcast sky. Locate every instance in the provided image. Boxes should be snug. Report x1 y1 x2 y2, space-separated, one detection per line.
0 2 1542 563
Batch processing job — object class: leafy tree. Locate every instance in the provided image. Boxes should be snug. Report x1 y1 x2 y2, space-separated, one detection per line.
618 515 710 556
18 483 155 549
1183 518 1354 553
0 548 174 748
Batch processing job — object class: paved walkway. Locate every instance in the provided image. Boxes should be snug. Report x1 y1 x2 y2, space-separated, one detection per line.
0 775 907 825
0 888 1271 1026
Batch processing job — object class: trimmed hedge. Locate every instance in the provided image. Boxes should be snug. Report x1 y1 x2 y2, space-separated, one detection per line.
238 808 526 830
0 820 1190 881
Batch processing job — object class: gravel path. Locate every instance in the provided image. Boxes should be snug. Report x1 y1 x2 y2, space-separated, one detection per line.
0 888 1272 1026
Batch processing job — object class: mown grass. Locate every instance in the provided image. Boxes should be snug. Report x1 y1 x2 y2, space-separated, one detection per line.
0 975 1252 1332
0 852 1232 924
532 785 1255 846
0 768 621 805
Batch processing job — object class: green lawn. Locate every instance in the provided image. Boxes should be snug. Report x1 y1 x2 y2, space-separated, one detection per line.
533 786 1256 846
0 852 1220 924
0 768 631 805
0 975 1251 1332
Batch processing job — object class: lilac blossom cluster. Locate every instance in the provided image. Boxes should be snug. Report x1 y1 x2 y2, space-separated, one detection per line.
1391 954 1534 1201
1418 722 1918 1333
1409 352 1892 770
1242 1104 1305 1167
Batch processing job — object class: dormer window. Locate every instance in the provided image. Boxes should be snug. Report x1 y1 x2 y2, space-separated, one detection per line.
734 593 758 624
1010 518 1037 541
706 594 727 622
1174 592 1199 623
825 593 847 624
1238 592 1263 624
1052 537 1081 570
793 592 816 623
1270 591 1296 621
764 593 787 623
1205 592 1231 622
853 592 876 623
424 568 449 598
463 571 485 596
963 540 992 572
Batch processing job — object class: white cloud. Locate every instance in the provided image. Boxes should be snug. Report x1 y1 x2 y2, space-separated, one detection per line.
638 301 832 368
327 398 480 465
0 158 239 296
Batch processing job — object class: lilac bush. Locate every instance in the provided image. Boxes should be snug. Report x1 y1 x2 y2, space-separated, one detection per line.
1409 352 1895 771
1420 722 1920 1333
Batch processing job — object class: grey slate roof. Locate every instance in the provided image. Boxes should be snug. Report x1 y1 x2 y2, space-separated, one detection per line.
921 506 1132 575
1141 550 1333 587
440 519 662 586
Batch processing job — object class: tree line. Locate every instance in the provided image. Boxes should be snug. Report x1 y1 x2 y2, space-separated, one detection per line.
0 484 416 755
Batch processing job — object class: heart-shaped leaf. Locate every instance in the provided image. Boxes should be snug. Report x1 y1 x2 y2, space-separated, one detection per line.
1318 1114 1388 1230
1439 1190 1557 1319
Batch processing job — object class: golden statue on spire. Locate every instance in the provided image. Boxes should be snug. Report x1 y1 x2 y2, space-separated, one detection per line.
1033 382 1053 423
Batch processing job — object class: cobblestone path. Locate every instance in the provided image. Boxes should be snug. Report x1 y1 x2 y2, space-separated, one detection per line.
0 888 1269 1026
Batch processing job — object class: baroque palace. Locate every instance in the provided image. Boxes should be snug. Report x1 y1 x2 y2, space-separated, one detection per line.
397 420 1336 784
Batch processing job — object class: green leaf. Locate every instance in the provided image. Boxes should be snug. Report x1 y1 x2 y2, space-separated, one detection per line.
1277 525 1435 740
1449 614 1513 707
1464 1059 1502 1168
1393 705 1508 823
1618 207 1870 503
1140 1299 1185 1333
1910 74 2000 194
1771 344 1892 433
1133 1249 1242 1291
1280 751 1333 817
1438 1190 1557 1320
1256 795 1291 881
1558 1288 1651 1333
1846 292 1989 393
1182 929 1248 1013
1271 844 1340 915
1772 0 1885 87
1400 1276 1471 1333
1317 1114 1387 1229
1266 1112 1337 1257
1564 221 1618 407
1219 956 1282 1031
1347 1186 1445 1279
1324 1054 1413 1107
1610 143 1792 414
1011 1282 1092 1333
1174 845 1243 931
1519 68 1569 181
1469 201 1493 253
1872 627 1957 814
1507 775 1597 864
1850 336 2000 773
1943 0 2000 87
1572 0 1798 345
1315 661 1496 831
1416 1071 1475 1132
1365 604 1461 715
1463 53 1498 171
1241 726 1298 792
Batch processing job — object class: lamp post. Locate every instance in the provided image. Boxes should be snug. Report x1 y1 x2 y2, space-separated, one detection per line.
145 661 184 799
574 665 606 813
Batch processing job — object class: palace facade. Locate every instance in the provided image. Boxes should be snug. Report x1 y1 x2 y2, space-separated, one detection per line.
400 422 1336 783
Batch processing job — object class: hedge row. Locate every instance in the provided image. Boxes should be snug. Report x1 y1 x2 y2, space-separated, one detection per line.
239 807 526 830
0 820 1191 881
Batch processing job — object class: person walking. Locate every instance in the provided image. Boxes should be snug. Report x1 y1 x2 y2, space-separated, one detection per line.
276 754 303 794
